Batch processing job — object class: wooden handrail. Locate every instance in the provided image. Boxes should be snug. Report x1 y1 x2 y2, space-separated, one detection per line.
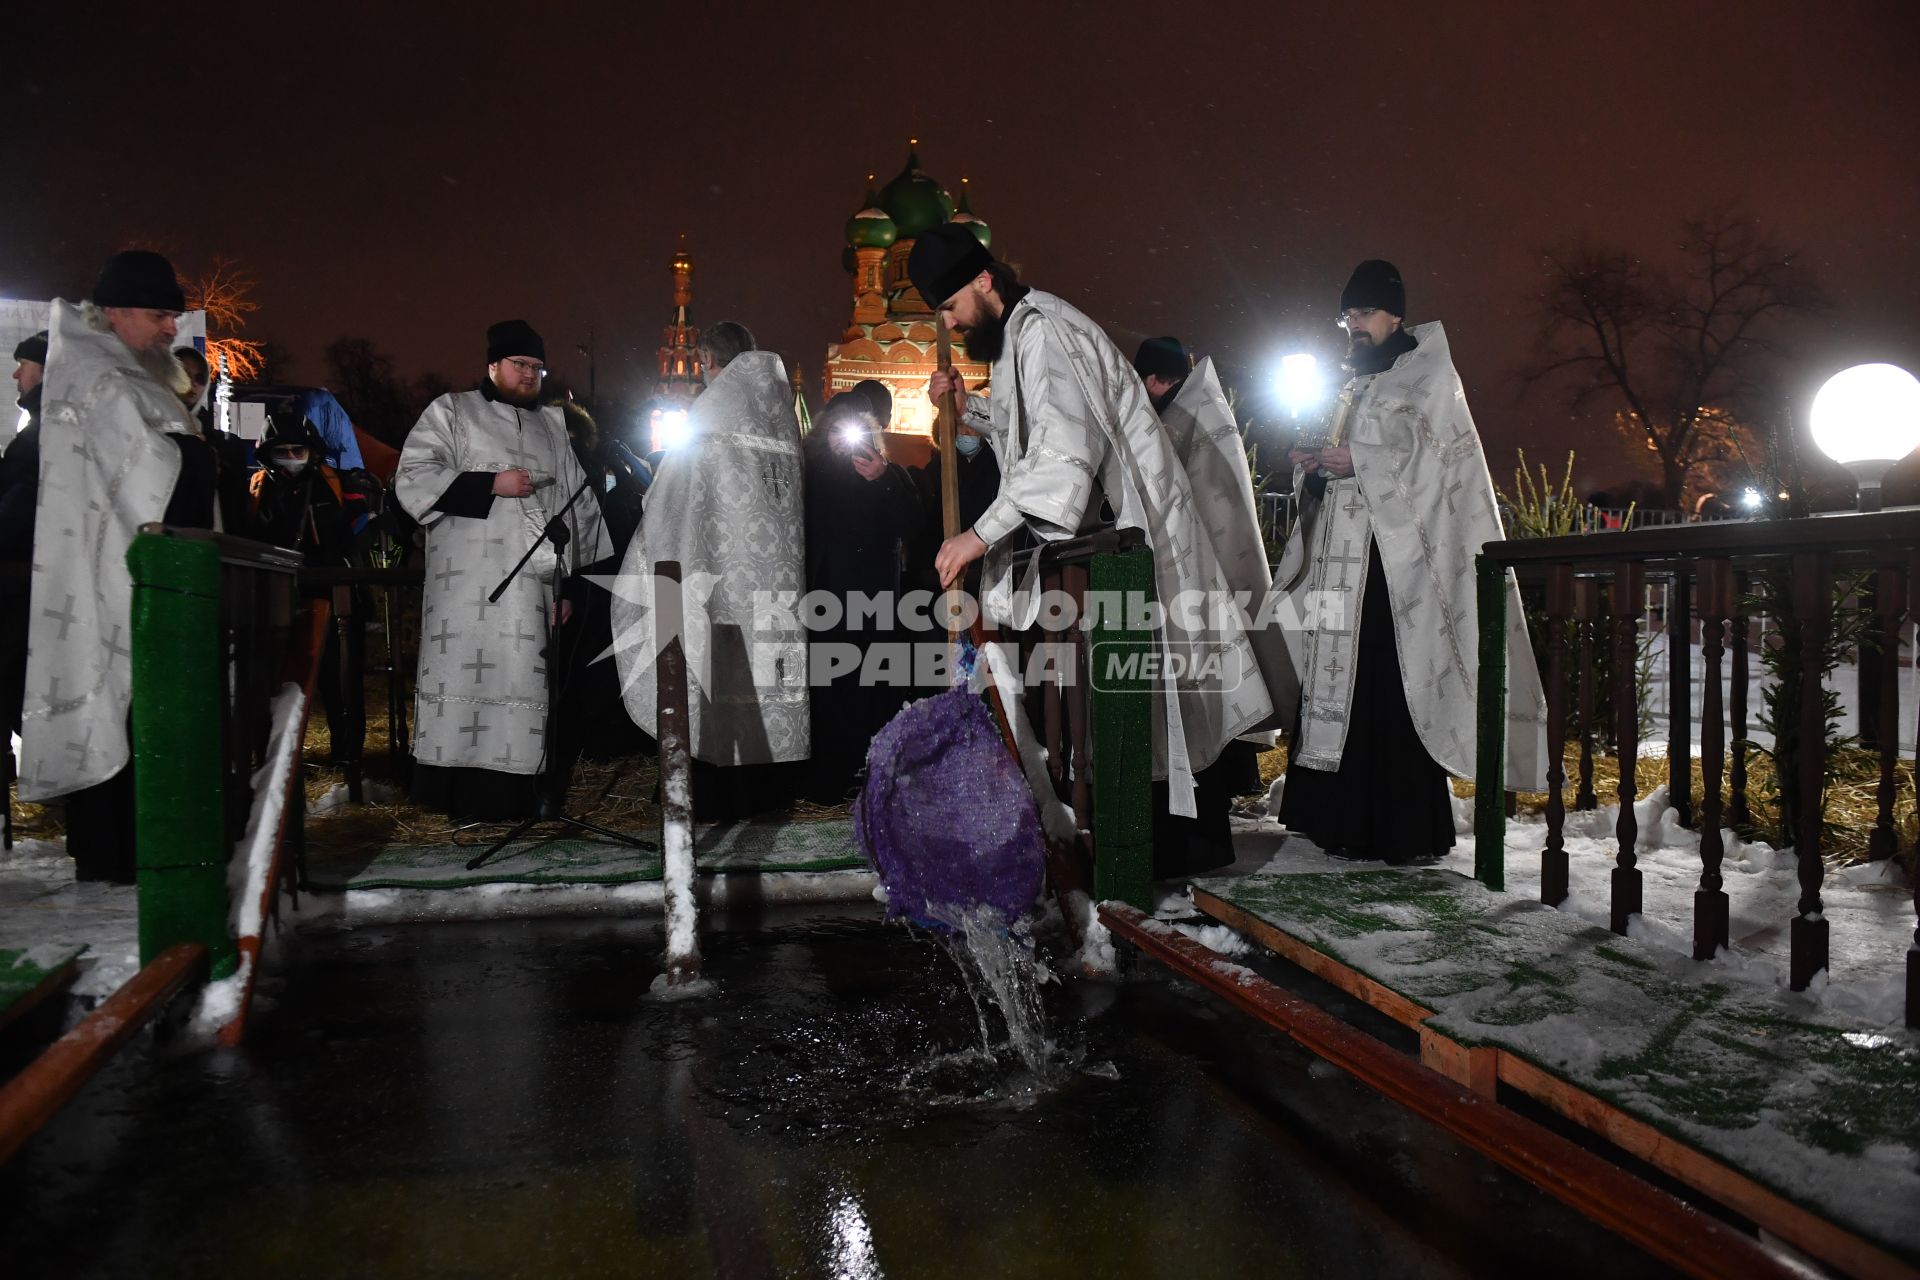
1482 507 1920 568
1099 904 1822 1280
0 944 208 1166
135 522 303 573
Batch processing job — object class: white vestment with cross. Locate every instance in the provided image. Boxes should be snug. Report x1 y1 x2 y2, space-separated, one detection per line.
964 290 1275 816
1270 322 1547 789
19 301 195 802
609 352 810 766
396 389 606 776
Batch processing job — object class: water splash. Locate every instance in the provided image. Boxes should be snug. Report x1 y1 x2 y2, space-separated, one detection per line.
927 906 1073 1085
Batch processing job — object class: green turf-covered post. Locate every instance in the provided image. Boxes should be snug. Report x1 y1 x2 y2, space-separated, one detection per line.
128 533 234 977
1474 553 1507 893
1089 546 1155 910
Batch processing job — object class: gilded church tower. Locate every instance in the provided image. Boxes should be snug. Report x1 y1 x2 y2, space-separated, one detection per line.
824 142 992 462
656 239 702 401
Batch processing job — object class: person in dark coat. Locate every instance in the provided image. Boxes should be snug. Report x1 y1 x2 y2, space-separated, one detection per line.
174 345 253 532
248 407 369 767
802 392 924 802
906 418 1001 599
1 330 47 741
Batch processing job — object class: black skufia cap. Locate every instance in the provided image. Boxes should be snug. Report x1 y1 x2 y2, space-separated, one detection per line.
1340 259 1406 318
1133 336 1189 382
486 319 545 364
907 223 994 308
92 250 186 312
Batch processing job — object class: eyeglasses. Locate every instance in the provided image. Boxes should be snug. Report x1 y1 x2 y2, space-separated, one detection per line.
503 357 547 377
1336 308 1380 331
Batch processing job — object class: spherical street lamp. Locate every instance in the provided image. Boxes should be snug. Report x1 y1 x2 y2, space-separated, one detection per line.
1809 363 1920 512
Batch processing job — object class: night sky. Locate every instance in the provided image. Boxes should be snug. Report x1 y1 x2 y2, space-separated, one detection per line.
8 1 1917 487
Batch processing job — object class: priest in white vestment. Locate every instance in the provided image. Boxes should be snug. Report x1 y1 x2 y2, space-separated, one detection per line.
19 251 219 882
1270 260 1546 862
609 321 809 819
911 225 1273 834
395 320 608 820
1136 337 1301 873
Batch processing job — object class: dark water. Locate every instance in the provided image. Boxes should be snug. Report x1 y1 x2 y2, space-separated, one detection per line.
2 905 1677 1278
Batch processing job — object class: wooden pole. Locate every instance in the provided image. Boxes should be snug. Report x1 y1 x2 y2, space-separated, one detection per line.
1611 563 1645 936
1694 558 1732 960
936 324 963 651
1542 564 1572 907
1473 554 1508 893
1789 553 1830 991
656 560 701 989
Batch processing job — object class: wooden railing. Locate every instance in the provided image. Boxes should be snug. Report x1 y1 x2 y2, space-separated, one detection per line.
985 527 1156 911
1472 509 1920 1027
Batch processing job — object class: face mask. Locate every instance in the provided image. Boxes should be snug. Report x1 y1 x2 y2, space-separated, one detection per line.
955 432 983 458
276 457 308 476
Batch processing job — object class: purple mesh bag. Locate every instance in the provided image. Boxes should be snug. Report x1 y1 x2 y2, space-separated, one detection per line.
855 688 1047 930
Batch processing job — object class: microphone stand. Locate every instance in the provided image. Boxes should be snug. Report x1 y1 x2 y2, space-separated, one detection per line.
467 474 656 869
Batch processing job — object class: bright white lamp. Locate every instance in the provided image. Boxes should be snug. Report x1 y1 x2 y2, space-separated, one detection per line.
1809 363 1920 512
1277 353 1324 419
655 408 691 452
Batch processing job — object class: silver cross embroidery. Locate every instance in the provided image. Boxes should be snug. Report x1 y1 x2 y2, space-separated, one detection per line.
462 648 497 685
43 594 81 640
458 710 491 748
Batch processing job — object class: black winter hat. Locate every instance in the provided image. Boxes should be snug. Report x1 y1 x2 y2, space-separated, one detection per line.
486 319 545 364
1133 336 1189 382
13 330 48 365
1340 260 1405 318
262 405 326 457
850 378 893 426
907 223 994 308
92 250 186 312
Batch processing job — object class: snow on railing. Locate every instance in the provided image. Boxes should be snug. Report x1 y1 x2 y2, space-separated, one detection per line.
1475 509 1920 1027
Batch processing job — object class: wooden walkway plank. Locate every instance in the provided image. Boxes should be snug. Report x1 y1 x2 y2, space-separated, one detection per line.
1101 903 1825 1280
1187 882 1918 1280
0 944 207 1166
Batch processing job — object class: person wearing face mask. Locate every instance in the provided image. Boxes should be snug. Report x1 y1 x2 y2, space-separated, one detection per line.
907 400 1000 599
249 407 368 768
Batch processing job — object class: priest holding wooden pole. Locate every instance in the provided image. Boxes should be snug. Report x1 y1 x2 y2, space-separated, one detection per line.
913 225 1275 841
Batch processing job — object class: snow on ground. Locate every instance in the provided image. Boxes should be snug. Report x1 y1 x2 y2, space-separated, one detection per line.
0 838 139 1006
1226 779 1916 1029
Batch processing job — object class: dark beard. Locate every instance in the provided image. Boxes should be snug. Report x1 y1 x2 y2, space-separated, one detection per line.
482 377 541 409
961 310 1008 363
1346 327 1417 377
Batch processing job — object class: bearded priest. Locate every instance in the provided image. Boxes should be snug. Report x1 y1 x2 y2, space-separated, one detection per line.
19 251 220 882
1270 260 1546 863
395 319 609 820
913 225 1275 830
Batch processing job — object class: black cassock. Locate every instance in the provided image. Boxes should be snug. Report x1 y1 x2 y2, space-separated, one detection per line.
802 437 924 804
1278 542 1455 864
